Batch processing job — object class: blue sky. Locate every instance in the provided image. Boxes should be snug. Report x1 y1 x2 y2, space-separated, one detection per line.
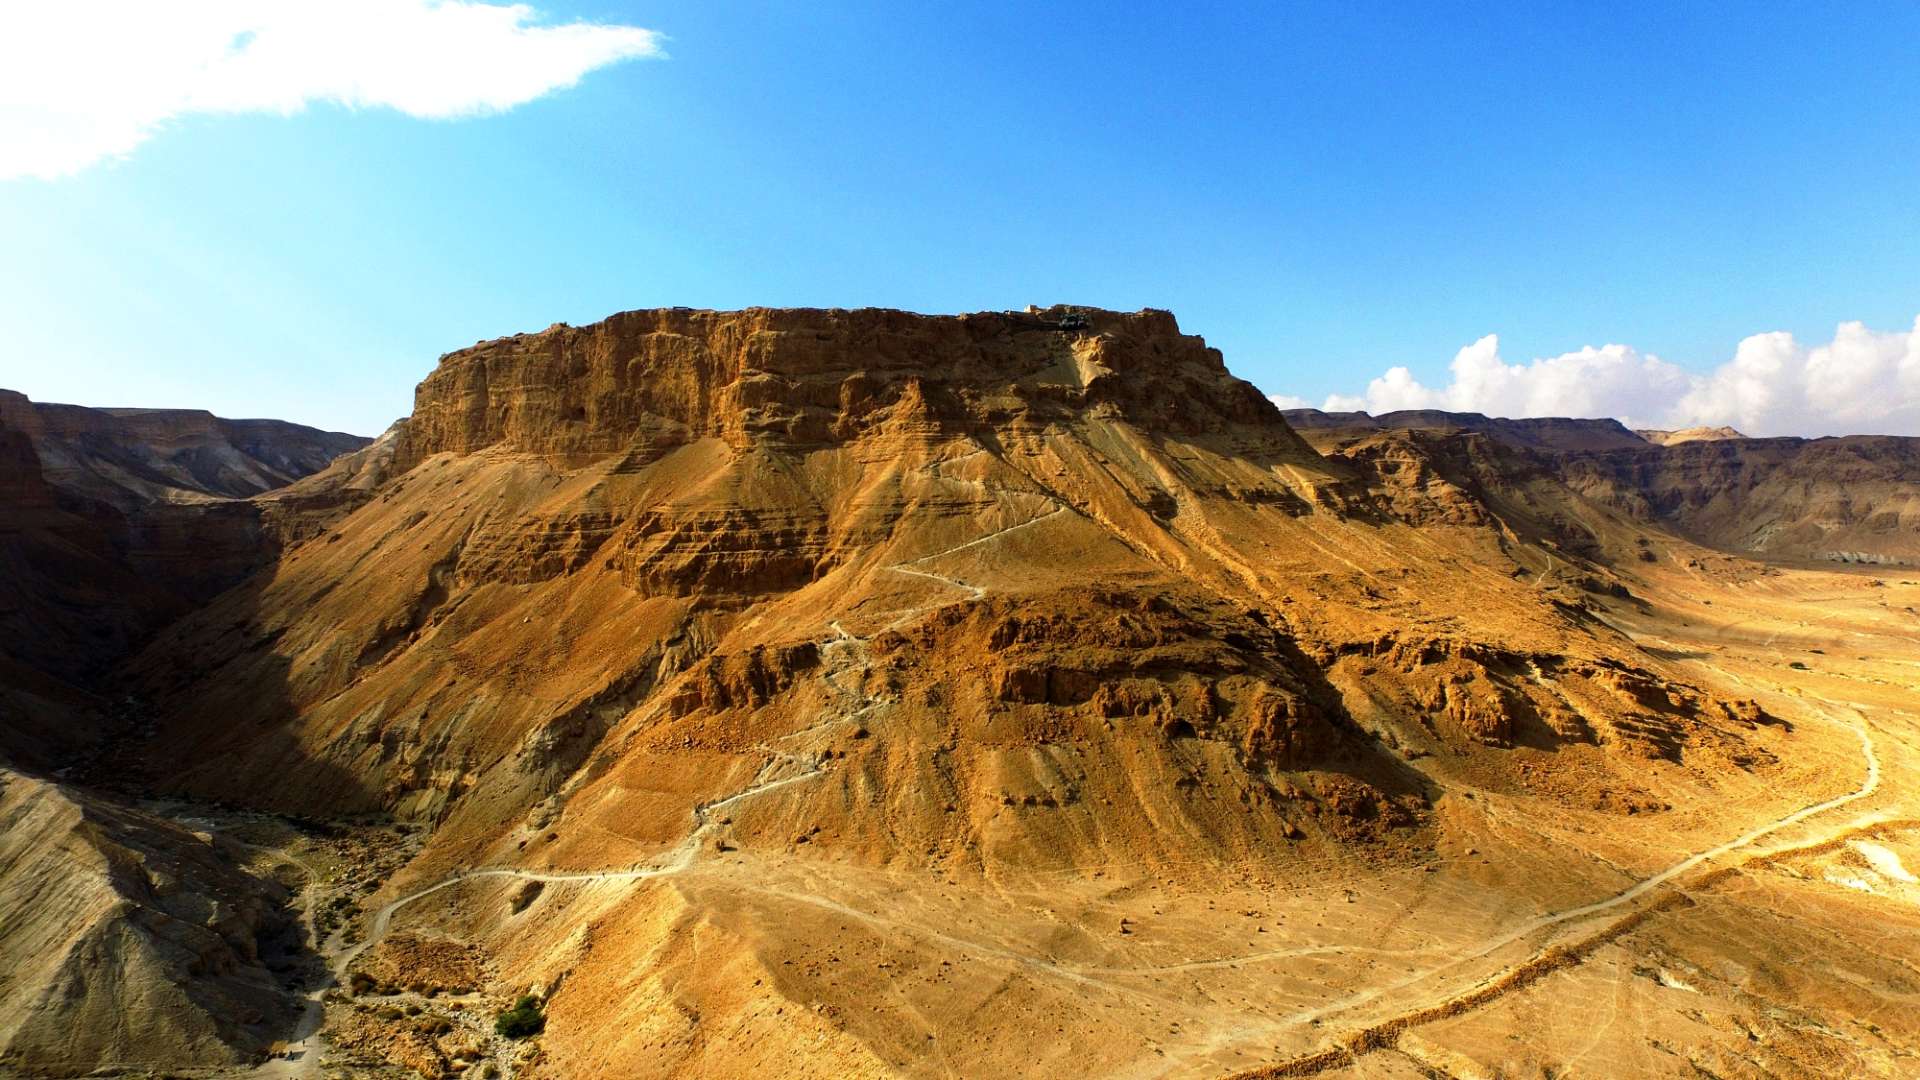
2 2 1918 436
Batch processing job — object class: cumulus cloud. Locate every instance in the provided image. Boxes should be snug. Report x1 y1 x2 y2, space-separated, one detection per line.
1295 316 1920 437
0 1 664 180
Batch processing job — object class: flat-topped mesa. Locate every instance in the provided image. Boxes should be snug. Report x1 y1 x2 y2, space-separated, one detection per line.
1283 408 1650 453
1635 425 1746 446
0 391 369 509
400 305 1299 464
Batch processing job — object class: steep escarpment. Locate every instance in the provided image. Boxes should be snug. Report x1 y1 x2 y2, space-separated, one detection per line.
1556 435 1920 564
0 477 110 763
1283 408 1651 453
399 306 1307 464
0 411 180 764
1636 425 1745 446
0 398 347 1071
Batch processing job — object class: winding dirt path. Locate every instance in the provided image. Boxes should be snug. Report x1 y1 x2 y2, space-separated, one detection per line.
277 501 1901 1079
1219 698 1885 1077
225 839 332 1079
322 700 1887 1080
878 505 1071 624
333 506 1074 996
252 503 1090 1076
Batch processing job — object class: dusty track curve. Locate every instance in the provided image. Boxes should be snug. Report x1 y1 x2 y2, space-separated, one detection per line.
333 505 1073 990
1220 701 1884 1078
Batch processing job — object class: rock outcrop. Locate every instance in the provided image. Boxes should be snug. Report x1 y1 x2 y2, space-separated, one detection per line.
1635 425 1745 446
1556 435 1920 564
399 306 1307 465
1284 408 1652 452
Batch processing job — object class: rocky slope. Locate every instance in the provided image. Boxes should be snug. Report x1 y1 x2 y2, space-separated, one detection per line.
0 770 296 1075
1284 408 1652 452
0 397 370 1076
1556 435 1920 564
84 307 1814 1076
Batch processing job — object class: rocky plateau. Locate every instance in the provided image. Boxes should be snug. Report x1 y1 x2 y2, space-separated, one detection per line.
2 307 1918 1079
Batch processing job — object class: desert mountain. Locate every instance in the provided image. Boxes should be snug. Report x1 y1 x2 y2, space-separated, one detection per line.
1557 435 1920 565
48 307 1866 1076
1289 407 1920 566
1636 425 1746 446
5 310 1919 1078
129 309 1766 848
0 390 367 509
1283 408 1653 453
0 395 374 1077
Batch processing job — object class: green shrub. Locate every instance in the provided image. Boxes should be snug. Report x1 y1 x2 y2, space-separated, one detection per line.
495 996 545 1039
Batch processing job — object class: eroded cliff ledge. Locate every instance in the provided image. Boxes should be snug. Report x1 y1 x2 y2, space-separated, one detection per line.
400 306 1304 466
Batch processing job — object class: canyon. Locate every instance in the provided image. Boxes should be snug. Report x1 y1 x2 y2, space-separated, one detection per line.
2 307 1918 1079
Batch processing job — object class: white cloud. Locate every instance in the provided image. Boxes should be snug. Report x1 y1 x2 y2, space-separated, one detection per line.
0 1 664 180
1265 393 1312 410
1299 316 1920 437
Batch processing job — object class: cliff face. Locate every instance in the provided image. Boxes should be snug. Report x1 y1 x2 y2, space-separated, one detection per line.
1558 435 1920 564
1284 408 1651 452
0 422 123 766
0 403 167 763
1636 425 1745 446
403 306 1299 464
0 424 56 513
0 398 350 1076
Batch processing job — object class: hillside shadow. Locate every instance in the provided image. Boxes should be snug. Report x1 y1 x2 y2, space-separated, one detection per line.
91 568 371 817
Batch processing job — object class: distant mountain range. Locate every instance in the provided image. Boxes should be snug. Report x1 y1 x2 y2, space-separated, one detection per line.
1284 407 1919 565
